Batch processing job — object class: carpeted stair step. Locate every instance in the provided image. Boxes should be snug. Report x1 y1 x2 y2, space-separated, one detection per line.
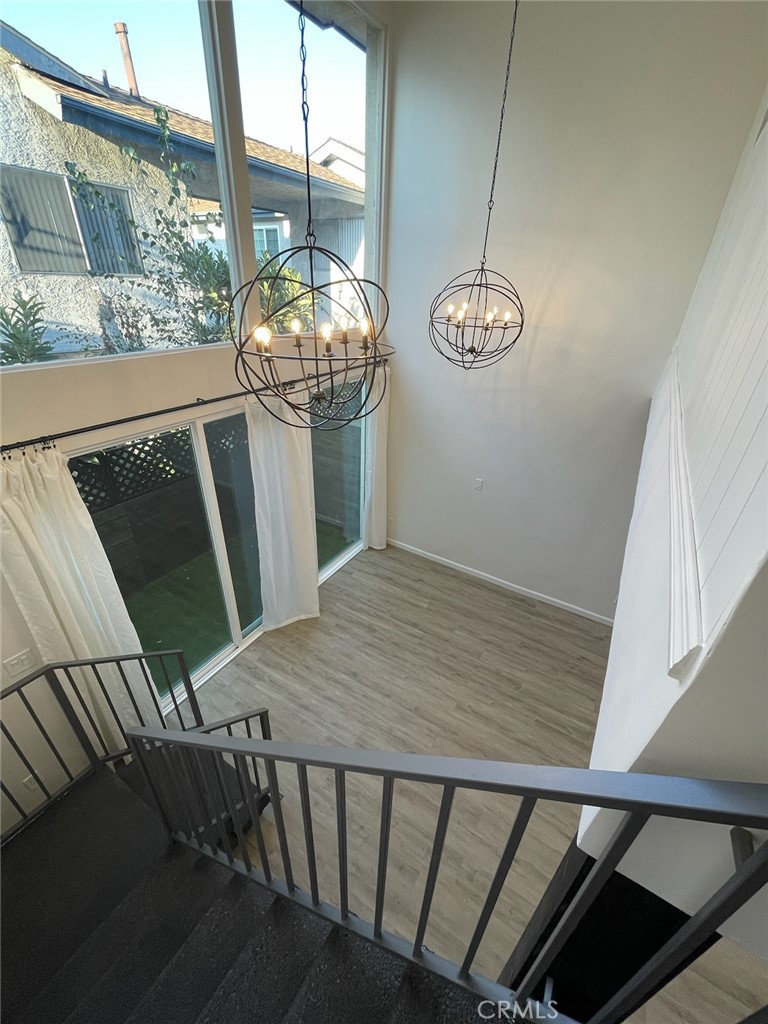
1 765 169 1023
15 846 206 1024
62 853 234 1024
194 896 333 1024
386 963 486 1024
281 926 409 1024
124 875 273 1024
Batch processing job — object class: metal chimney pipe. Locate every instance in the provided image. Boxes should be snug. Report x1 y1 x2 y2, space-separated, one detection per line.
114 22 140 98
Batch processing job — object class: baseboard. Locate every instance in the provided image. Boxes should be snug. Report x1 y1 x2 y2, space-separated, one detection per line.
386 538 614 626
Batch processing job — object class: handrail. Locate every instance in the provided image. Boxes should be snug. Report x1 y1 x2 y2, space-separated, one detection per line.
127 727 768 829
0 649 187 698
127 724 768 1023
0 650 203 844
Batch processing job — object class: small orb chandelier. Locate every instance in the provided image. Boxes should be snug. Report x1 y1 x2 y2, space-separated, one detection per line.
228 2 393 430
428 0 524 370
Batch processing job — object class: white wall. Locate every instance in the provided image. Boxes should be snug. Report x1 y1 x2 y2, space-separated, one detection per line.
380 1 767 621
580 90 768 957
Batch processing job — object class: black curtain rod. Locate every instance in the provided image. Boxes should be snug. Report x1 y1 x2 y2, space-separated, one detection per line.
0 356 388 454
0 388 250 454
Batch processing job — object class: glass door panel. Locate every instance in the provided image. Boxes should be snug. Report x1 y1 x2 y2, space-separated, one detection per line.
69 426 232 690
203 414 263 636
312 419 363 570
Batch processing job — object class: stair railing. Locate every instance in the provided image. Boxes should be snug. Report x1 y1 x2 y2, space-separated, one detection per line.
126 724 768 1023
0 650 202 844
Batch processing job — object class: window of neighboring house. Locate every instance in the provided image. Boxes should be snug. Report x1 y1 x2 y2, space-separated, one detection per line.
253 223 282 260
0 165 87 274
71 183 143 276
0 165 141 276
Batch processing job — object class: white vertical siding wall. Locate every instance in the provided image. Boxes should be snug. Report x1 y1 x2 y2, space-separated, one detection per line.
580 90 768 957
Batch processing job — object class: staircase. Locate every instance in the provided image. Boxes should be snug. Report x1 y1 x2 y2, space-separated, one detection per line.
2 652 767 1024
2 765 489 1024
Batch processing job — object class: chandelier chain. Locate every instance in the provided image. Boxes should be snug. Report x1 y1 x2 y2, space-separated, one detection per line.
480 0 520 267
299 2 316 246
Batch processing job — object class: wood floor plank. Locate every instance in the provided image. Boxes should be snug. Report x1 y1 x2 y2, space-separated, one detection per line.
192 546 768 1022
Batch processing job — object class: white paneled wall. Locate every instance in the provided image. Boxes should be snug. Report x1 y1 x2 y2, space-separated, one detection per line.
677 118 768 640
581 91 768 957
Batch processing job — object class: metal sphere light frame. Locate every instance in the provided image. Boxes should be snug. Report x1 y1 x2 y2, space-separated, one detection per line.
428 0 524 371
428 267 523 369
227 2 393 430
229 245 392 430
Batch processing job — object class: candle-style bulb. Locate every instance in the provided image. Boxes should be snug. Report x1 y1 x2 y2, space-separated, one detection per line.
290 318 302 335
359 318 370 338
254 325 272 350
456 307 465 322
338 315 349 331
503 311 512 322
446 303 455 316
321 322 333 342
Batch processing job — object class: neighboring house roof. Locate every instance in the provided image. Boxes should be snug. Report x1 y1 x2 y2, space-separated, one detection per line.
0 19 362 197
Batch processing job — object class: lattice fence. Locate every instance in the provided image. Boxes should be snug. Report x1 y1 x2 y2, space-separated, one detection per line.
69 428 196 512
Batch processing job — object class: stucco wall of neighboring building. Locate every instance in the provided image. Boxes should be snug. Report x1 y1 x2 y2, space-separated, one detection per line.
0 50 187 354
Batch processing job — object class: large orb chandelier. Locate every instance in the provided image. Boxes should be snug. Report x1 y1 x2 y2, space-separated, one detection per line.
228 2 393 430
428 0 524 370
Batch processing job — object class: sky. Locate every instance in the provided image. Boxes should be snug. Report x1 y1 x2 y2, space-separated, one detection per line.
0 0 366 153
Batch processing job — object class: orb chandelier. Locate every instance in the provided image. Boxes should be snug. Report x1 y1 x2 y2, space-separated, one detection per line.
428 0 524 370
228 2 393 430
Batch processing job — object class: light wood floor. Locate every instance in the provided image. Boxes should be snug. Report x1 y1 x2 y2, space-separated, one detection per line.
192 546 767 1023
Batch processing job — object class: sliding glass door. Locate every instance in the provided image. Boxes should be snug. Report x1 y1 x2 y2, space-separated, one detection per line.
203 413 263 636
312 419 364 571
68 421 255 688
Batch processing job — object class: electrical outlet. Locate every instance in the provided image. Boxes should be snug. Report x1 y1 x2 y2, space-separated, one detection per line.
474 478 484 491
3 649 35 680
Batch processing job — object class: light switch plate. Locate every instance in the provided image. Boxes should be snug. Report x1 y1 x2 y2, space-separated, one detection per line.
3 649 36 680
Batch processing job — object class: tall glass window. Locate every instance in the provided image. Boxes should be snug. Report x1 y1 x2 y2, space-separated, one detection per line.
312 421 363 570
204 413 263 635
69 427 231 685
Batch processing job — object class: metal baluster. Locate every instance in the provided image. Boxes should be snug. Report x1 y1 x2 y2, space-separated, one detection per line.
1 780 27 819
244 718 263 793
336 770 349 920
515 811 649 1004
90 665 125 743
460 796 536 978
588 837 768 1024
127 736 174 833
159 657 185 729
136 658 166 728
374 775 394 939
174 743 209 849
44 669 99 765
62 668 110 756
264 759 294 891
413 785 455 956
298 764 319 906
235 754 271 882
214 751 252 871
115 662 145 730
157 742 197 840
0 721 51 799
195 748 234 863
176 652 203 728
18 689 74 783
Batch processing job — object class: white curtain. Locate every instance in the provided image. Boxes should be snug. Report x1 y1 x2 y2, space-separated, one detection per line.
364 364 390 550
1 449 158 747
245 398 320 631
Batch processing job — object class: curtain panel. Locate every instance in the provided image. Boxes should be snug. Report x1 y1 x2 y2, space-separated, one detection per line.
245 398 320 631
1 449 158 746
